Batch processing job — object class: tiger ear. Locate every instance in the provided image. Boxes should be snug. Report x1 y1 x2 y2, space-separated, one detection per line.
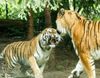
75 13 81 20
75 13 86 20
58 8 65 16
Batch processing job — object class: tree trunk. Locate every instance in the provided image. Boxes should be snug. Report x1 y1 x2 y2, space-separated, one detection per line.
69 0 74 11
27 8 34 39
44 5 52 28
5 0 8 19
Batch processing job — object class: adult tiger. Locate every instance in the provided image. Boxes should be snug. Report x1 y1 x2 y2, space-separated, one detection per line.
56 8 100 78
0 28 61 78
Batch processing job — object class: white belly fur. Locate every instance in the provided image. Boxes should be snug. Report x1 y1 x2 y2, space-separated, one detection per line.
90 50 100 60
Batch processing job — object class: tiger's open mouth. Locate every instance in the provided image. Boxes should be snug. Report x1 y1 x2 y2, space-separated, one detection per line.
48 36 61 48
49 40 56 47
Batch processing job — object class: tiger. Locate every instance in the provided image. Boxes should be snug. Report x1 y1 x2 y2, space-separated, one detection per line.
56 8 100 78
0 28 61 78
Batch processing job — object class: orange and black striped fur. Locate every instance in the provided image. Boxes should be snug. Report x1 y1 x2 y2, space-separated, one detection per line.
56 8 100 78
0 28 61 78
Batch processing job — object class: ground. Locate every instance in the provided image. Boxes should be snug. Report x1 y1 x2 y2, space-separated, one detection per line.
0 37 100 78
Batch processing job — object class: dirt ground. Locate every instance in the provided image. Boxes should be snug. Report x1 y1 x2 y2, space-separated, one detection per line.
0 38 100 78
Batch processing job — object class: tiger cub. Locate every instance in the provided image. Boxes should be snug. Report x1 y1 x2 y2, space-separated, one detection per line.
0 28 61 78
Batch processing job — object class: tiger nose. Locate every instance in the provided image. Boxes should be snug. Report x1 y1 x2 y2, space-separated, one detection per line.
56 35 63 41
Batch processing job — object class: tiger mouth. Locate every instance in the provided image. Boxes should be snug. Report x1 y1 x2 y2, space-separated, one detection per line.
48 39 59 48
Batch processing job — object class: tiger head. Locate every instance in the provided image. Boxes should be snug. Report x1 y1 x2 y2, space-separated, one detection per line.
40 28 62 49
56 8 85 35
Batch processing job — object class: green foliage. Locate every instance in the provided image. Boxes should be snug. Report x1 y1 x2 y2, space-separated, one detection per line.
71 0 100 20
0 0 62 20
16 0 62 20
0 0 99 20
0 1 6 19
0 0 21 19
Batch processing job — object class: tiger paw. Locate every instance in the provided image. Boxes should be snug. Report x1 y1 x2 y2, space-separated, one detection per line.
35 72 43 78
68 70 80 78
25 71 34 77
4 73 14 78
68 73 79 78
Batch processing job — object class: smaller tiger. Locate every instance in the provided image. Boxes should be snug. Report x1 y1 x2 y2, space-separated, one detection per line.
0 28 61 78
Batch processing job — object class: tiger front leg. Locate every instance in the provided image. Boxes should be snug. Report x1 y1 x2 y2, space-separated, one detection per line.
28 56 43 78
40 64 46 73
68 60 83 78
20 65 33 77
79 51 96 78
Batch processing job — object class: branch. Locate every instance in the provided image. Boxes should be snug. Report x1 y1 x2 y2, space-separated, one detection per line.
79 8 84 15
69 0 74 11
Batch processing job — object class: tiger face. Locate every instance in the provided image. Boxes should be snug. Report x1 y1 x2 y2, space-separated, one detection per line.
40 28 61 48
56 8 85 35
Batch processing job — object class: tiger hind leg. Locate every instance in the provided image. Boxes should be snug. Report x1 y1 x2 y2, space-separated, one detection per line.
68 60 83 78
2 63 14 78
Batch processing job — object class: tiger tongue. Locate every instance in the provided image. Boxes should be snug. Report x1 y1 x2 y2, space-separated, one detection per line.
50 45 56 48
49 43 56 47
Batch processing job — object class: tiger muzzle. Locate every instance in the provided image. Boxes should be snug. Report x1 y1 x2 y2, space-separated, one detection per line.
50 36 61 45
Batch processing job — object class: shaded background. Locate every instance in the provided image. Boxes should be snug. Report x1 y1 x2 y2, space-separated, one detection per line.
0 0 100 78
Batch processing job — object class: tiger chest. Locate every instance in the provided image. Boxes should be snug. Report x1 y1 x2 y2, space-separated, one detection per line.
34 49 51 66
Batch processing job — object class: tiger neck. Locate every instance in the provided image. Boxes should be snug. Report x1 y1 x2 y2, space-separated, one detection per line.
68 19 83 34
68 19 85 46
39 40 51 51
